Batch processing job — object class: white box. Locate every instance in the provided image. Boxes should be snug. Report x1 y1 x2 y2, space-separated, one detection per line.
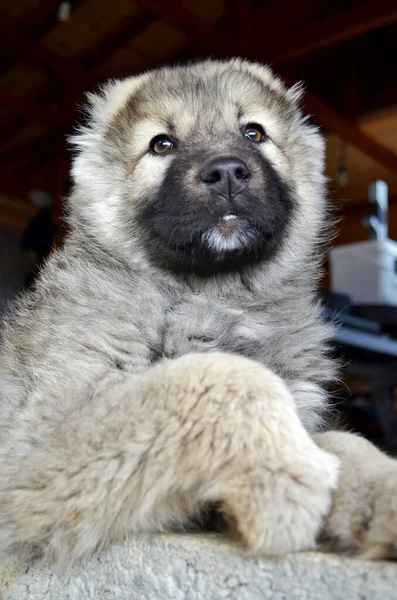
329 239 397 306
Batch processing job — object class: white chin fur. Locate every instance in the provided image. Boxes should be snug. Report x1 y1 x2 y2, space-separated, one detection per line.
202 227 252 254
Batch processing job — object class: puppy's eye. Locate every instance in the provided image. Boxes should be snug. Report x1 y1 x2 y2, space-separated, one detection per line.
242 123 267 143
149 135 175 155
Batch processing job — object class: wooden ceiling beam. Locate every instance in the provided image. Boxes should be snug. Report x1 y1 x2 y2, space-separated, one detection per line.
2 1 397 176
84 12 153 68
248 0 314 37
362 83 397 115
0 0 88 78
0 10 153 137
137 0 397 61
134 0 235 54
0 2 87 161
301 90 397 173
136 0 397 175
0 6 153 96
0 1 61 76
0 12 100 94
270 0 397 64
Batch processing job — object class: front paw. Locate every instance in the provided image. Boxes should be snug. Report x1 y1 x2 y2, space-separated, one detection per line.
219 436 339 556
358 472 397 559
317 431 397 559
153 352 340 556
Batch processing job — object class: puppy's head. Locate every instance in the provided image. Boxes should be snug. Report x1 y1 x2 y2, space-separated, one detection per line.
70 59 326 277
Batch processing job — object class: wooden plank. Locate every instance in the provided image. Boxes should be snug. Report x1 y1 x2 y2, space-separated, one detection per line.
0 0 88 49
0 0 81 78
84 13 153 68
134 0 235 54
0 7 152 96
3 0 397 178
302 89 397 173
0 10 152 135
137 0 397 175
0 11 101 94
271 0 397 64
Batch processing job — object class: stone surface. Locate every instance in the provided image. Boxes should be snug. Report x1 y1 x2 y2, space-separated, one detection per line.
1 534 397 600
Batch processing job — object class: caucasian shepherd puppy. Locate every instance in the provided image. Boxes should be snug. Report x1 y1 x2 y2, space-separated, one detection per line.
0 59 396 564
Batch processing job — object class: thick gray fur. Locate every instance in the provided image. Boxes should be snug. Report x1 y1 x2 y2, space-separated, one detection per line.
0 59 395 565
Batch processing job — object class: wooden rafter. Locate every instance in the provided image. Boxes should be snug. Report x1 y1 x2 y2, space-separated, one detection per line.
0 0 87 79
0 8 153 142
0 5 153 93
271 0 397 64
301 91 397 173
135 0 234 54
1 0 397 177
0 12 101 94
84 12 153 68
135 0 397 175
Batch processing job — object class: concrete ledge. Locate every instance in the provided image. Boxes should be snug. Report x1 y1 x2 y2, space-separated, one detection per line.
1 534 397 599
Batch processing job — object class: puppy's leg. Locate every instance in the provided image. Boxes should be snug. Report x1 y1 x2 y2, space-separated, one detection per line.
315 430 397 558
0 352 338 564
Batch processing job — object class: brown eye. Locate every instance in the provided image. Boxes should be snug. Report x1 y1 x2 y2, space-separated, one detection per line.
243 123 267 143
149 135 176 155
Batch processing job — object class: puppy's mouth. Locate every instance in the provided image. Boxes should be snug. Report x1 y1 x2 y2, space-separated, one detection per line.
201 214 257 255
215 214 238 235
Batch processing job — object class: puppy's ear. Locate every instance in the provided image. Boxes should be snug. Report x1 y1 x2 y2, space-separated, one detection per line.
69 75 146 152
237 60 288 95
236 59 306 113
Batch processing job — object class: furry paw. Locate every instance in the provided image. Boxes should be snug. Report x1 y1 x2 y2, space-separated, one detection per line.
219 438 339 555
316 431 397 559
151 352 340 556
0 352 340 563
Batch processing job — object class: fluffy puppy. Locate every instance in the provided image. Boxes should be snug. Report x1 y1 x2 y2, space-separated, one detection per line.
0 59 395 564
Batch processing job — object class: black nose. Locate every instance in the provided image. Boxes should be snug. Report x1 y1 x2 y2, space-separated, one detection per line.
200 156 251 199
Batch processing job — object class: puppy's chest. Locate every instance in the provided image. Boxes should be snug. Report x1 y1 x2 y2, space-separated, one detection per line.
150 297 270 364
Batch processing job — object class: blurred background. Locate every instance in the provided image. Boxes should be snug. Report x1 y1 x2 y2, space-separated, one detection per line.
1 0 397 451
